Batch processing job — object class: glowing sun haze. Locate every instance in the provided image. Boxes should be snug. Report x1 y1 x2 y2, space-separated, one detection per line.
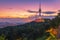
0 0 60 18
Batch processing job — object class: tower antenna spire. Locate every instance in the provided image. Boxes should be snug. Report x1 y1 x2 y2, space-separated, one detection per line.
39 0 41 16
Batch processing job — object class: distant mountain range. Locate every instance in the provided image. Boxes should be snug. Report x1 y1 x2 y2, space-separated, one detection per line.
0 17 54 28
0 22 25 28
0 18 33 28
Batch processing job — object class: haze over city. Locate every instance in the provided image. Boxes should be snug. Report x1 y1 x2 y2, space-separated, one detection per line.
0 0 60 27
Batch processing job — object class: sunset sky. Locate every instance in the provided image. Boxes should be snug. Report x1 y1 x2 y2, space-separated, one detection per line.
0 0 60 18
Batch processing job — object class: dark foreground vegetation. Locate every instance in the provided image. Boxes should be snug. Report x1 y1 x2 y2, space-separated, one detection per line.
0 13 60 40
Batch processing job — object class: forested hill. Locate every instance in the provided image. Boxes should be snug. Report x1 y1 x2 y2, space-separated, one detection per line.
0 20 51 40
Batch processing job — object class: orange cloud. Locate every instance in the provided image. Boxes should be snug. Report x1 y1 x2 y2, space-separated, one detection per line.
0 9 37 18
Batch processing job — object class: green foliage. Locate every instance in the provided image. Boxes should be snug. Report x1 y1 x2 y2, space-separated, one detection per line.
0 34 5 40
49 13 60 28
